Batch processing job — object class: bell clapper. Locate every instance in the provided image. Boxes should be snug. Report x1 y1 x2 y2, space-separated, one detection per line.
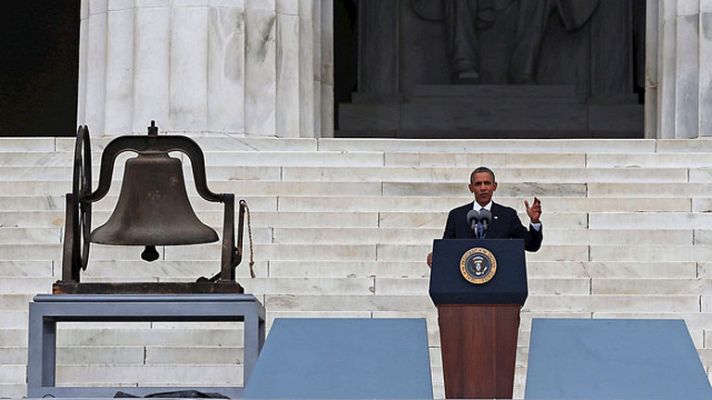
141 245 160 262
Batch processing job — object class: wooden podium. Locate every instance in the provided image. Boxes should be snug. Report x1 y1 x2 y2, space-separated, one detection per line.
429 239 527 399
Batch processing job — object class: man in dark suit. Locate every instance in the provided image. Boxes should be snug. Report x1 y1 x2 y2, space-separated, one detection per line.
427 166 542 266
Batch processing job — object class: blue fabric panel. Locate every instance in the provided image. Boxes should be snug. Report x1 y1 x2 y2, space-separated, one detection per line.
525 319 712 399
243 318 433 399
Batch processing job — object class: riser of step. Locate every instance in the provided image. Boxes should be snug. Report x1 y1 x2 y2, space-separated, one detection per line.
386 152 712 168
0 328 245 347
7 276 711 296
0 294 708 316
8 137 319 153
53 137 323 153
0 346 244 365
0 210 587 229
0 384 23 398
16 180 712 197
55 137 661 153
5 137 712 154
3 317 710 348
10 364 712 399
5 243 712 263
54 364 243 386
0 151 388 168
257 294 706 314
0 180 588 197
18 347 710 384
0 227 705 246
2 365 444 391
0 166 699 183
7 152 712 170
1 274 710 297
263 261 705 279
1 260 701 280
0 195 694 213
0 151 594 168
3 314 711 348
11 210 712 233
3 309 598 332
268 228 695 245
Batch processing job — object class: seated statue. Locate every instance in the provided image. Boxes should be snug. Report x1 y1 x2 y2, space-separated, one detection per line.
411 0 600 83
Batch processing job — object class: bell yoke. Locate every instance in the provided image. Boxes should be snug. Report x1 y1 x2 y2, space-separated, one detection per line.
57 121 248 294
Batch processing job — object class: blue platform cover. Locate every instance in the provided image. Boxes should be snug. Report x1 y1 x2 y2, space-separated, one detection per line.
243 318 433 399
525 319 712 399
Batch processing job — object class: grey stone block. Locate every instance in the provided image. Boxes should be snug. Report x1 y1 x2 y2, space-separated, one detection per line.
0 347 26 364
56 364 243 386
0 384 25 398
145 346 243 364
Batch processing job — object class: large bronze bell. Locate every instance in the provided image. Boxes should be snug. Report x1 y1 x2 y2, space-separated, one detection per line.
56 122 248 294
91 152 218 252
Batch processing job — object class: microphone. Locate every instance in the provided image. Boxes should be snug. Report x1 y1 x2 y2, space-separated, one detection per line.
466 208 492 238
479 209 492 234
466 209 479 233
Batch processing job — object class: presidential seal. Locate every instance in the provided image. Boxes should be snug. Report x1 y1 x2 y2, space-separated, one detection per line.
460 247 497 284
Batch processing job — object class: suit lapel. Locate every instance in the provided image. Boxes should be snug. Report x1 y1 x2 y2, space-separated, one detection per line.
487 203 504 238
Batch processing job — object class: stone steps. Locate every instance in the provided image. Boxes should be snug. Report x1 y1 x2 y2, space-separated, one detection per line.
3 137 712 397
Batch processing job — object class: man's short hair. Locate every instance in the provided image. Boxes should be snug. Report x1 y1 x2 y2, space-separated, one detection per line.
470 166 496 183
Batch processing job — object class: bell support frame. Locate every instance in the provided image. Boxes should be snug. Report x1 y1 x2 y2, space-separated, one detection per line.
58 122 247 293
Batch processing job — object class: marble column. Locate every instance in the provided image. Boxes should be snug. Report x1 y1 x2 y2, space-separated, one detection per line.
647 0 712 138
77 0 333 138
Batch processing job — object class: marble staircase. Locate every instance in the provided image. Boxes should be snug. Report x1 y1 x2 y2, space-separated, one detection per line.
1 136 712 398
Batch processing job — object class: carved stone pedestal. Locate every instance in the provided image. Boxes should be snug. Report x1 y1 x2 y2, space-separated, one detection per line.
340 85 643 138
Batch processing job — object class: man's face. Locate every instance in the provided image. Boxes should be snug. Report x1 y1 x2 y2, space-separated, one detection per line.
468 172 497 206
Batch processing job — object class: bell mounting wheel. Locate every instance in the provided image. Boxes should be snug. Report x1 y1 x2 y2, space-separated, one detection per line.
72 126 92 271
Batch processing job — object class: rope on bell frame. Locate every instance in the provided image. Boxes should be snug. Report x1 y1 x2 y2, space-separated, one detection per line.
241 200 256 279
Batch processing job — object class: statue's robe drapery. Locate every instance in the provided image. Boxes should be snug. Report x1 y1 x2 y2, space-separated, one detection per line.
411 0 600 81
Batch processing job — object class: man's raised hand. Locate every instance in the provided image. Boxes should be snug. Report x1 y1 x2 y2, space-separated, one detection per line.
524 197 542 224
